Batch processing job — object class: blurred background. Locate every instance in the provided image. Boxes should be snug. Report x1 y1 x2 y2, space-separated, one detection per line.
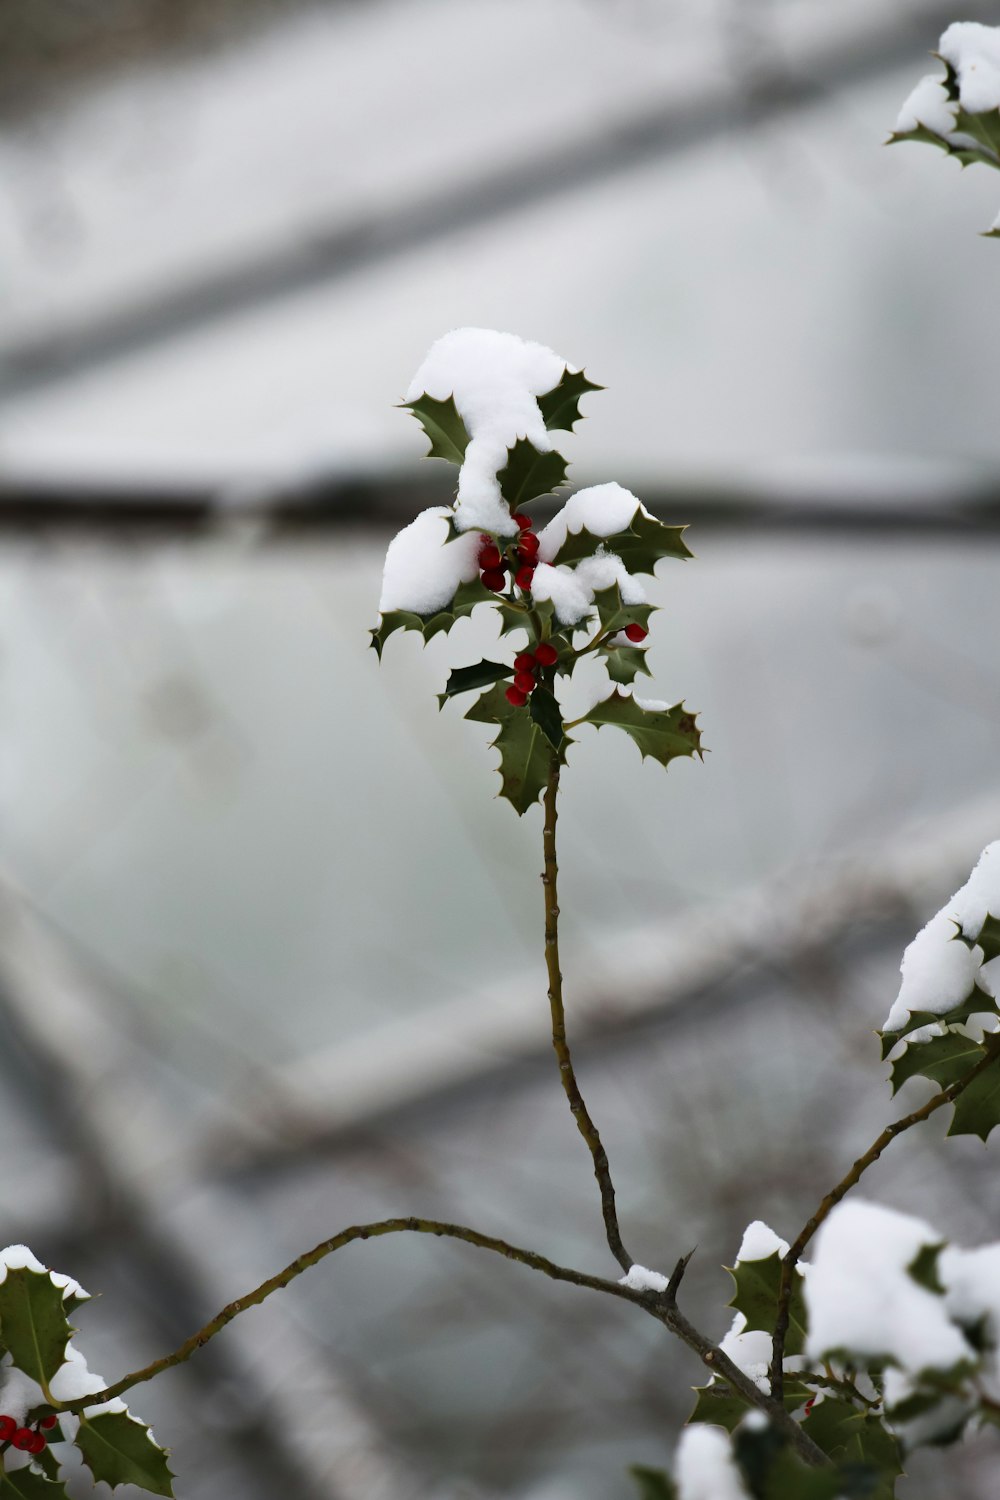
2 0 1000 1495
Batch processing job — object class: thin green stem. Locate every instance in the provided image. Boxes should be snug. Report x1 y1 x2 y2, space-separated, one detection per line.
542 756 632 1274
769 1035 1000 1401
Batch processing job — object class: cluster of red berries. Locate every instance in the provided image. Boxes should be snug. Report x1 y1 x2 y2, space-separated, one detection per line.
478 513 540 594
505 642 559 708
0 1413 58 1453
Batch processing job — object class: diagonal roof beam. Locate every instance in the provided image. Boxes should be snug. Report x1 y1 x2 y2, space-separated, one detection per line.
0 2 990 400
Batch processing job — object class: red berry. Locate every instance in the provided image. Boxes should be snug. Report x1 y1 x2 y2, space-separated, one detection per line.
534 642 558 667
515 565 535 590
0 1416 15 1442
478 542 502 570
513 513 532 530
513 652 536 671
12 1429 34 1451
481 568 506 592
624 623 648 643
27 1431 46 1453
505 685 528 708
518 533 540 557
514 670 536 693
39 1415 58 1431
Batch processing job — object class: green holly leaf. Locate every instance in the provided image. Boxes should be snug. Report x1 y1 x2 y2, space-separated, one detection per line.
879 986 993 1059
371 579 493 658
947 1053 1000 1141
401 392 469 464
973 913 1000 963
31 1444 62 1481
628 1466 677 1500
600 644 651 687
529 685 565 749
726 1251 808 1356
497 439 568 510
578 690 702 772
801 1400 902 1499
688 1378 813 1433
591 584 655 638
465 683 563 814
907 1242 946 1295
753 1448 845 1500
889 1031 986 1096
953 104 1000 164
437 660 510 705
0 1469 70 1499
548 508 692 574
537 368 603 432
77 1410 175 1497
0 1269 73 1394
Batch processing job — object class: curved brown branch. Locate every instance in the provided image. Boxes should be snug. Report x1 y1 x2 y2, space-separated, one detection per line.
769 1035 1000 1401
542 756 632 1273
53 1214 826 1466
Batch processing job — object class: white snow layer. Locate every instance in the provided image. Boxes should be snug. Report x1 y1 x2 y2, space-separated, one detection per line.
737 1220 789 1264
895 74 960 136
572 548 647 605
883 841 1000 1032
529 562 594 626
378 506 481 616
530 547 645 626
619 1264 670 1293
537 482 643 563
939 22 1000 115
0 1245 88 1303
805 1201 972 1374
675 1425 750 1500
406 328 568 536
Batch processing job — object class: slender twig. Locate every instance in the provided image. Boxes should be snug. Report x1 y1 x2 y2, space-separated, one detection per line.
542 756 632 1273
50 1213 827 1465
769 1035 1000 1401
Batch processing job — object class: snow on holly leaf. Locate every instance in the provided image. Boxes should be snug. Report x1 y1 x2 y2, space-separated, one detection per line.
538 485 691 574
536 368 603 432
578 690 701 771
371 580 493 659
401 392 470 465
0 1268 73 1394
77 1408 175 1497
465 683 564 814
726 1250 809 1356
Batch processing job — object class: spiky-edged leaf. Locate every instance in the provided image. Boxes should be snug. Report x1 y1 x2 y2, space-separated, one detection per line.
947 1053 1000 1140
402 393 469 464
954 105 1000 163
879 986 994 1059
537 368 603 432
548 508 692 574
689 1378 811 1433
497 439 568 510
889 1031 985 1096
77 1410 174 1497
31 1444 62 1481
371 579 493 658
437 660 510 705
600 644 651 686
628 1466 677 1500
726 1251 808 1356
0 1269 72 1392
579 690 701 771
908 1242 946 1295
801 1400 902 1499
590 584 654 638
752 1448 846 1500
529 685 565 749
465 683 562 814
973 913 1000 963
0 1469 70 1499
